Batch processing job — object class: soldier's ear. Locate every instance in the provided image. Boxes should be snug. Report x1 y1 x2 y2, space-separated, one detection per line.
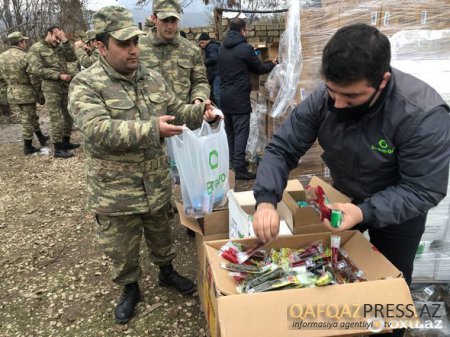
150 14 157 24
97 41 108 56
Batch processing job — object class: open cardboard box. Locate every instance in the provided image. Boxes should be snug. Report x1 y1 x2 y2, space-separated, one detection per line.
228 190 293 239
203 231 416 337
176 170 235 236
176 171 235 295
283 176 351 230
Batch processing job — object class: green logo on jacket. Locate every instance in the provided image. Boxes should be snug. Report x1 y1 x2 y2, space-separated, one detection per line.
371 138 395 154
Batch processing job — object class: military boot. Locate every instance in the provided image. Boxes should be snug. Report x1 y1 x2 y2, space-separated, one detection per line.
115 282 141 324
62 136 80 150
54 141 74 158
35 130 50 146
23 139 40 155
159 264 196 295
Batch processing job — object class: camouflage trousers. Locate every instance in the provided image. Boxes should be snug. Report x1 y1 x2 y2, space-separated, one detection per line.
18 103 40 140
94 203 176 285
43 91 73 143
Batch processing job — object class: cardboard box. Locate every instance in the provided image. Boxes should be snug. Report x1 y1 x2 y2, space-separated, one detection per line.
294 222 331 235
268 42 279 60
204 231 416 337
228 190 293 239
283 176 351 230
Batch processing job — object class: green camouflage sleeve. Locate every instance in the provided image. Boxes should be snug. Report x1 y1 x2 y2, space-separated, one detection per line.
68 74 161 151
76 48 98 69
190 47 210 103
161 75 205 130
26 48 60 81
0 72 6 97
21 57 43 100
61 41 77 63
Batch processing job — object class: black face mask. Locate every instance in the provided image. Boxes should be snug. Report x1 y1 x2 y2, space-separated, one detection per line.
328 83 381 122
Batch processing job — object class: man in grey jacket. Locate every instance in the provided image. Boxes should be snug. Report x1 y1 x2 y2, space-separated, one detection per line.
253 24 449 298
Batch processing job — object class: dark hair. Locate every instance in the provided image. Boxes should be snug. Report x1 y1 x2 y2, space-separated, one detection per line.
179 30 187 38
321 23 391 87
95 32 111 48
229 18 246 32
11 40 22 46
44 25 61 37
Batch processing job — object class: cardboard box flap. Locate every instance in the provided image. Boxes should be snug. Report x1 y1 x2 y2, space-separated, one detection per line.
176 201 202 234
285 179 304 193
217 278 415 337
176 201 229 236
309 176 351 203
342 231 402 279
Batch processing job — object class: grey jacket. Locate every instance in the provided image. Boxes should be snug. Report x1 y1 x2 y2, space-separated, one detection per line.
254 67 450 228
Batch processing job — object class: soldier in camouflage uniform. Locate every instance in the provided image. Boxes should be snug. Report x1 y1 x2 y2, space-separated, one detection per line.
139 0 211 236
0 32 49 154
68 6 217 325
0 72 10 116
139 0 210 105
74 30 100 69
27 25 80 158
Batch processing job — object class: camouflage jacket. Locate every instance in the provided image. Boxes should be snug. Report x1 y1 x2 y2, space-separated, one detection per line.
27 40 77 94
0 47 41 104
68 56 205 215
139 30 210 104
75 47 100 69
0 75 7 105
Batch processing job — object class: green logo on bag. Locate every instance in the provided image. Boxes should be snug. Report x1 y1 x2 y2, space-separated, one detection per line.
209 150 219 170
206 149 226 195
207 173 227 195
371 138 395 154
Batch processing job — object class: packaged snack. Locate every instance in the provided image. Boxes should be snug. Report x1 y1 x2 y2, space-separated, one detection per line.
306 185 343 227
331 235 341 265
237 240 266 264
218 241 243 264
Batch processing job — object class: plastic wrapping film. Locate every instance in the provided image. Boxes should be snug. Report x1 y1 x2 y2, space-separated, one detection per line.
422 167 450 242
409 284 450 337
413 241 450 282
265 0 450 120
246 93 268 163
412 167 450 282
266 0 301 118
390 29 450 105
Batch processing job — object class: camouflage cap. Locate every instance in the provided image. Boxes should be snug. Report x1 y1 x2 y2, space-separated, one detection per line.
84 30 96 43
153 0 181 20
7 31 29 44
93 6 145 41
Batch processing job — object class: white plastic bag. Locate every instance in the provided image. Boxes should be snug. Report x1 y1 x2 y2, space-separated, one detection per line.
169 120 229 217
165 139 180 184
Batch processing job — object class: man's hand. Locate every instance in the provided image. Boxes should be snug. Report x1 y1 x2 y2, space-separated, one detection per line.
203 98 222 122
252 202 280 243
59 74 71 81
52 28 67 43
323 202 363 232
193 99 202 105
159 115 184 138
